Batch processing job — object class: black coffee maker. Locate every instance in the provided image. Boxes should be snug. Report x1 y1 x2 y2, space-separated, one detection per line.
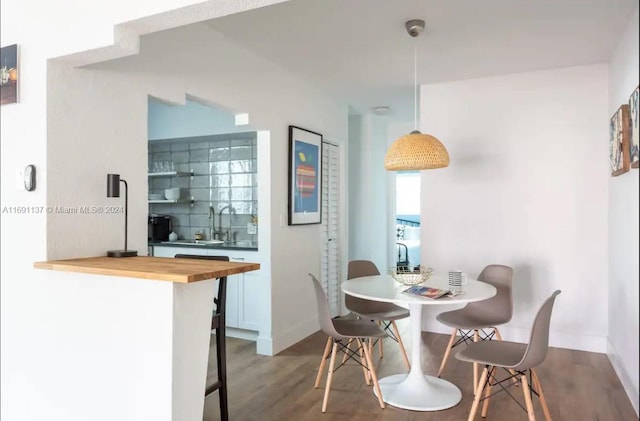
148 215 172 241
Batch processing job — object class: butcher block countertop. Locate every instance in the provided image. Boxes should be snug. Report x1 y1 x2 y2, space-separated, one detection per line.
34 256 260 283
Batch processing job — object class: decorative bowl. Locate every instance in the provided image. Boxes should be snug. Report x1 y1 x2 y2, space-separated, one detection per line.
389 266 433 286
164 188 181 200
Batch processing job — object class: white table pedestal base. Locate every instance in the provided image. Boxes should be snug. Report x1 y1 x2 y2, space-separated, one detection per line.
373 302 462 411
340 277 496 412
375 373 462 411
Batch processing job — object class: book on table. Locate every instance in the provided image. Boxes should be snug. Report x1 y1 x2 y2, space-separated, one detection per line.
402 285 450 299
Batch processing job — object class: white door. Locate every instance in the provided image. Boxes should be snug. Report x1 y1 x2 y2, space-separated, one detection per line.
321 141 340 317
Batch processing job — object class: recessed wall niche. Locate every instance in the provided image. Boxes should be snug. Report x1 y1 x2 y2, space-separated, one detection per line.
148 132 258 242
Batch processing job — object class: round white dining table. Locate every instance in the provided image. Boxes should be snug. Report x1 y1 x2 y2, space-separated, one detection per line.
341 274 496 412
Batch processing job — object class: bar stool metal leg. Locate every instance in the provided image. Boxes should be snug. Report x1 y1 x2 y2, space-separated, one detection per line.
205 276 228 421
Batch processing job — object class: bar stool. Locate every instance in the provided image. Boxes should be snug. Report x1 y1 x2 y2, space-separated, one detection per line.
175 254 230 420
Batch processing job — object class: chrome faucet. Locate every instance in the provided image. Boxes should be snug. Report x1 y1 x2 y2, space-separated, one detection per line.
218 205 230 241
208 206 216 240
217 205 235 242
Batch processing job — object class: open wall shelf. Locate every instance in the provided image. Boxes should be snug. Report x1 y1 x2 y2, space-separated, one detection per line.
148 199 194 206
148 171 194 177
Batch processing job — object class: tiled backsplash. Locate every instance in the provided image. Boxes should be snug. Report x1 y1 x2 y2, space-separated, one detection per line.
148 132 258 242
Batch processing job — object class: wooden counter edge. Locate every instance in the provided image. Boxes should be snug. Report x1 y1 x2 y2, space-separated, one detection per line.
34 256 260 283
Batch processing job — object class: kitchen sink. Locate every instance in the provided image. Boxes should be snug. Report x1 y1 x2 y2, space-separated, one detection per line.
194 240 225 245
227 240 258 247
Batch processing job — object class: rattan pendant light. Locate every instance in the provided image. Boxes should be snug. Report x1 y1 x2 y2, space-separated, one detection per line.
384 19 449 171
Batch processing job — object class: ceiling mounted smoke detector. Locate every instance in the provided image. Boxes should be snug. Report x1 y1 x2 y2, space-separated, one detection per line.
372 106 390 115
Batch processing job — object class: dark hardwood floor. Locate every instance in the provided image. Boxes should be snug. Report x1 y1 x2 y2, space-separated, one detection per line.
203 321 637 420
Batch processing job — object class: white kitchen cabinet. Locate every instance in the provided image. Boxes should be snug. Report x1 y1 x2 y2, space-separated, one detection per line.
212 250 262 332
153 246 241 326
240 269 262 331
219 269 240 329
151 246 262 334
150 246 186 258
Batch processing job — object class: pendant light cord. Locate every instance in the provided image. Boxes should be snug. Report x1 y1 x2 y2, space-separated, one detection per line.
413 39 418 132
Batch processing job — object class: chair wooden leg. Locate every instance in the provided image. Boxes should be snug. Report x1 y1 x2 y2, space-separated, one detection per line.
315 337 333 388
481 366 495 417
473 330 480 393
362 338 385 409
494 328 518 386
531 369 552 421
521 374 536 421
321 342 338 413
437 328 458 377
494 327 503 341
468 366 489 421
357 339 370 385
390 321 410 370
341 338 353 364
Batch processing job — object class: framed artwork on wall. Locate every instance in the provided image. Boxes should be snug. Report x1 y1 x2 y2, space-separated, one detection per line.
629 85 639 169
609 104 630 177
1 44 19 105
288 125 322 225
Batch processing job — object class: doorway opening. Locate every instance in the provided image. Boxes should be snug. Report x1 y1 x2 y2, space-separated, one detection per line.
395 172 421 272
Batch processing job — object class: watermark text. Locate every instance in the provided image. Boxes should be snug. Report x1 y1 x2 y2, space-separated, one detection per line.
2 205 125 215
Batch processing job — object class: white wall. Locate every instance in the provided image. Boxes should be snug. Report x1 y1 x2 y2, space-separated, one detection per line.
607 4 639 415
347 114 398 270
46 62 149 260
347 113 363 260
148 98 249 140
2 1 344 420
47 20 348 346
419 64 610 353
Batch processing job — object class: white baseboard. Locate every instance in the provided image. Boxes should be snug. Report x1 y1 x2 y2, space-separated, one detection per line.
270 316 318 355
224 319 319 356
607 340 640 417
421 320 608 353
256 335 273 356
224 327 258 342
219 328 273 356
217 326 308 357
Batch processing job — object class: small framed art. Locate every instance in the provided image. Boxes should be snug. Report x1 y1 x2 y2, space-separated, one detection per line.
609 104 630 177
629 85 639 169
0 44 18 105
288 125 322 225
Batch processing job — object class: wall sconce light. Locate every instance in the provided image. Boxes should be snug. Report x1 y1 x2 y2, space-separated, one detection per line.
106 174 137 257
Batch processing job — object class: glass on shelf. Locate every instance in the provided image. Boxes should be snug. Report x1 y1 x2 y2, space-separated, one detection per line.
149 161 176 174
